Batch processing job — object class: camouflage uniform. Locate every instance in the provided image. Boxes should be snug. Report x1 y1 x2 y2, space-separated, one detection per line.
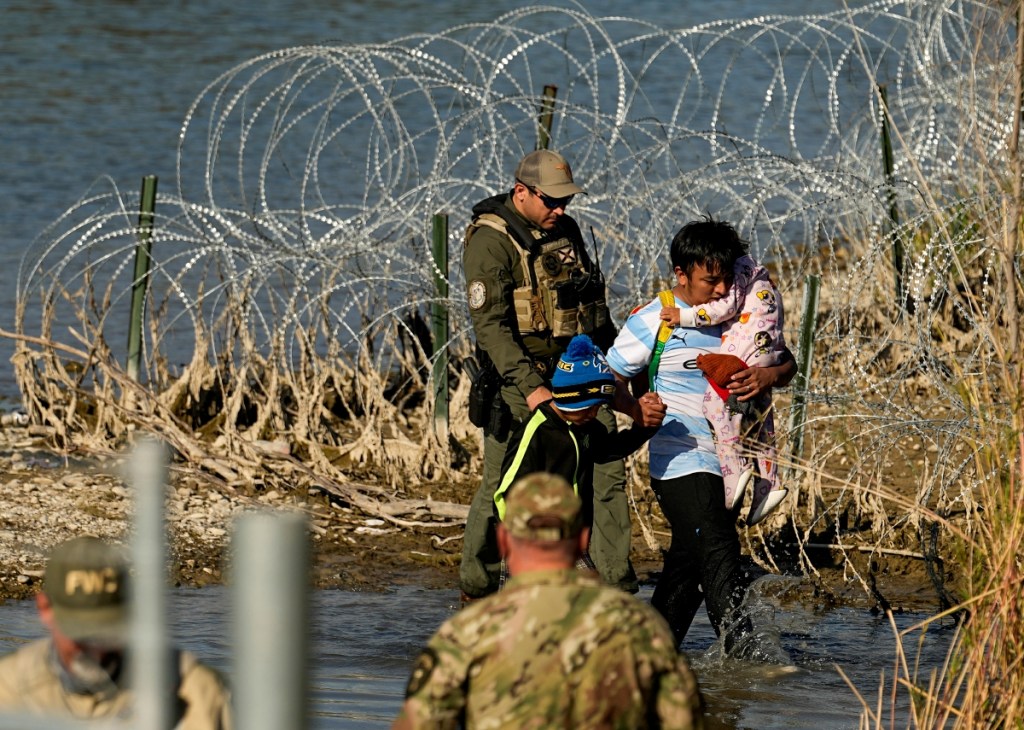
401 473 704 729
460 190 636 596
397 569 704 729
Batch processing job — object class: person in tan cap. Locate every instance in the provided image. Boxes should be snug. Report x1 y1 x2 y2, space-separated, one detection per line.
0 536 232 728
460 148 666 601
395 472 705 729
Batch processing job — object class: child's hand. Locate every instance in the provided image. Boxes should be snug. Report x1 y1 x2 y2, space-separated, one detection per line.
636 391 666 427
659 306 680 327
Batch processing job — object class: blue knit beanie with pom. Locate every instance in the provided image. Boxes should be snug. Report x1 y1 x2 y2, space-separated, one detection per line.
551 334 616 411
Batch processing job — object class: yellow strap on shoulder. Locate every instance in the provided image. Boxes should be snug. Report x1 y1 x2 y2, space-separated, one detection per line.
493 410 579 521
648 290 676 392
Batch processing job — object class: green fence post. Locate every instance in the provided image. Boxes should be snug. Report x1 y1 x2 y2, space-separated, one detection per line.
127 175 158 382
537 84 558 150
878 84 908 312
432 213 449 434
787 274 820 468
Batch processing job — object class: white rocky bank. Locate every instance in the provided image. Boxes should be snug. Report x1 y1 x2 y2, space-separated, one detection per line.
0 424 263 596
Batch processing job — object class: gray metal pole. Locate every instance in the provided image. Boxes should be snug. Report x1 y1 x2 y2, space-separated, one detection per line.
787 274 820 466
431 213 449 434
128 437 172 730
233 511 310 730
127 175 157 382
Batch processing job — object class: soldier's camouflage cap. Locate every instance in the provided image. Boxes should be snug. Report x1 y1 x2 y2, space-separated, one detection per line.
504 472 582 541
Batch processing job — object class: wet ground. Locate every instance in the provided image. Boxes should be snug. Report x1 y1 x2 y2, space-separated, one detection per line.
315 514 948 614
0 424 951 617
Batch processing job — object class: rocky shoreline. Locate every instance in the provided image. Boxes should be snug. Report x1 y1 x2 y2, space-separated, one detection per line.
0 421 473 602
0 422 947 615
0 425 232 601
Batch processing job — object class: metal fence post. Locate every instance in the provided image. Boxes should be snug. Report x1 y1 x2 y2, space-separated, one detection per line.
788 274 820 468
537 84 558 150
431 213 449 435
127 175 158 381
878 85 908 312
128 437 172 730
233 511 310 730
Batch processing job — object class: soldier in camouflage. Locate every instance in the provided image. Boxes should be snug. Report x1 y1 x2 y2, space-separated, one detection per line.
460 149 664 599
394 472 705 729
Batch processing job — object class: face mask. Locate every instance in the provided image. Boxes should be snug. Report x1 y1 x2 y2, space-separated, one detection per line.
60 647 124 696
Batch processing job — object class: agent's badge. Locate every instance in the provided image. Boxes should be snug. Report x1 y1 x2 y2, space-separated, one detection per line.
541 253 563 276
405 648 439 697
468 280 487 310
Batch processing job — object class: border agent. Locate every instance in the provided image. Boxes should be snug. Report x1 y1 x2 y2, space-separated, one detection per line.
460 149 662 598
0 536 233 728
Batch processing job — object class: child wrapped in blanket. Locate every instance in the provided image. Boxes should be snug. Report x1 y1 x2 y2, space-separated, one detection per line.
660 253 788 525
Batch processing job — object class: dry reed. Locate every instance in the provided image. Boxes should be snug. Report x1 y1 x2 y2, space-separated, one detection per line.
832 1 1024 726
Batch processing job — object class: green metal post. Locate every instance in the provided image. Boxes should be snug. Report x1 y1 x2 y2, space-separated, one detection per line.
537 84 558 150
878 84 906 311
787 274 820 466
127 175 158 381
432 213 449 434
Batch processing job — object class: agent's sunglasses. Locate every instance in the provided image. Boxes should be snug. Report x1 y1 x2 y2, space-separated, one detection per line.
530 186 573 210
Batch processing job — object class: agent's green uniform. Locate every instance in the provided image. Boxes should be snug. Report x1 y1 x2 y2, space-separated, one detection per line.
460 193 636 597
396 569 704 729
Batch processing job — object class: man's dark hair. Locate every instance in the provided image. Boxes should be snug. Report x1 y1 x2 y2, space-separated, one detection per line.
669 216 749 276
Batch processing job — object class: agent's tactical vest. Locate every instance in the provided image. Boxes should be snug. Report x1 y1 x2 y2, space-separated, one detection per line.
465 200 609 339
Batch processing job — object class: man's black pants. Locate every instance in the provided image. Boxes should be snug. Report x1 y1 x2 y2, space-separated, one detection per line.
650 471 753 654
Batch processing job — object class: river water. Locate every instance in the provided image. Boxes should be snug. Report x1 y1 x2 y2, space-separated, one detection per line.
0 582 952 728
1 1 952 727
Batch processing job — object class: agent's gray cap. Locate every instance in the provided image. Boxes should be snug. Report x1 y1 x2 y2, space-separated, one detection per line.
44 536 129 643
514 150 586 198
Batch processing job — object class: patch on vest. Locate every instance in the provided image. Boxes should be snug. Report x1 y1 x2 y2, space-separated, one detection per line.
541 253 563 276
468 280 487 310
405 647 438 697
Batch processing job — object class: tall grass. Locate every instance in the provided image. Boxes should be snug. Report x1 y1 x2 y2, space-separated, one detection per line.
839 344 1022 728
836 2 1024 725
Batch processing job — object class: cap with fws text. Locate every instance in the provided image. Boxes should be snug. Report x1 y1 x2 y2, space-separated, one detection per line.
44 536 130 643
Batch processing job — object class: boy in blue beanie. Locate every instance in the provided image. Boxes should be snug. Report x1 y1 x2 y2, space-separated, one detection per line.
491 335 664 584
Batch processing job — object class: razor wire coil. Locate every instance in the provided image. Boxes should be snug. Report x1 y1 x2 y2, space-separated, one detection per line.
13 0 1020 510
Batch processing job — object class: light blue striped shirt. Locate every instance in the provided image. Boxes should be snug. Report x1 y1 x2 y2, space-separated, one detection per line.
606 294 722 480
